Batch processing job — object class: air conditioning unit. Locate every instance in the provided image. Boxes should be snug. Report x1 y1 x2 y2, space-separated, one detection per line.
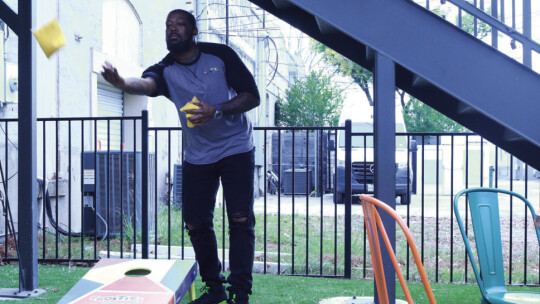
272 131 330 196
82 151 155 237
282 168 313 195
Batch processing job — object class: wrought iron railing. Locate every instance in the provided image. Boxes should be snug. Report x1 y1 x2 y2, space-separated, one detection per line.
0 113 539 285
414 0 539 70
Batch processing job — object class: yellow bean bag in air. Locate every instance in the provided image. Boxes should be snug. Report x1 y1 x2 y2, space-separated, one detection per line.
32 18 66 58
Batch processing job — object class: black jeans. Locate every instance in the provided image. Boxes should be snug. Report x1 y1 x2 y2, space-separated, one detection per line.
182 149 255 294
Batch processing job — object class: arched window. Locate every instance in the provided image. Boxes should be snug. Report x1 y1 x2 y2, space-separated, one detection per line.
102 0 141 64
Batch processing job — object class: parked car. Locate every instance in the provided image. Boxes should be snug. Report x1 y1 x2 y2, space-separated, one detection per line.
334 120 415 204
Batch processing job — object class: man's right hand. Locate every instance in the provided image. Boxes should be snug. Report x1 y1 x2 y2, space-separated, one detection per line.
101 61 126 90
100 61 157 96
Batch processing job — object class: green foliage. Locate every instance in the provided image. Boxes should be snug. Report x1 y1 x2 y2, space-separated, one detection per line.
312 41 373 105
312 40 467 132
276 71 344 127
404 96 467 133
431 5 491 39
458 9 492 40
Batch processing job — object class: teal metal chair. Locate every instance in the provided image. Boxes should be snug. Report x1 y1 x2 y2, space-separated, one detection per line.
454 187 540 304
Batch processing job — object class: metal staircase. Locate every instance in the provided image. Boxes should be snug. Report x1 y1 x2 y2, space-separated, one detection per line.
247 0 540 171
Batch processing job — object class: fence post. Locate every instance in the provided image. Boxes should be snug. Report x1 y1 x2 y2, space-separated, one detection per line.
489 165 495 188
344 119 352 278
141 110 149 259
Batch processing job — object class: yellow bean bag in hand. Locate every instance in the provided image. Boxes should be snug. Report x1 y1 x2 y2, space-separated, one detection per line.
179 96 201 128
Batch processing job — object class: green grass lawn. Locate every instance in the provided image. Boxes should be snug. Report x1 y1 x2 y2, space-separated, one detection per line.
11 203 538 286
1 264 539 303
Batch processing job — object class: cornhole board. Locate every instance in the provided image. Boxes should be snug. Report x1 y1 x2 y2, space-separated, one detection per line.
58 259 197 304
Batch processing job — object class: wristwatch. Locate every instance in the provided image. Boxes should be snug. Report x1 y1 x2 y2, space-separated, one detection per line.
214 104 223 119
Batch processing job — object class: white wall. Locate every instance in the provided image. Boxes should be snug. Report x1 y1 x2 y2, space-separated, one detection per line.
0 0 187 237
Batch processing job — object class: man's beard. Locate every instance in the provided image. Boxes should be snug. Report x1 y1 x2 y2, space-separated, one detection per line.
166 37 192 54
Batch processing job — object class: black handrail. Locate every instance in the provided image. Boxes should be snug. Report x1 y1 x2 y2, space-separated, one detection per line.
442 0 540 53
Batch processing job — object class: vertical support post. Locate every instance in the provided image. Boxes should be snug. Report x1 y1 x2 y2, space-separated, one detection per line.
141 110 149 259
18 0 38 292
373 52 396 303
344 120 352 279
522 0 531 67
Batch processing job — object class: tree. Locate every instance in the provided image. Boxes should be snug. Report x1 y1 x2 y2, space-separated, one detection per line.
276 71 344 127
404 96 467 132
432 6 491 40
457 8 491 40
312 41 373 105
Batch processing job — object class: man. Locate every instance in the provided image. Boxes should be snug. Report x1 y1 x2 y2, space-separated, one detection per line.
101 9 259 304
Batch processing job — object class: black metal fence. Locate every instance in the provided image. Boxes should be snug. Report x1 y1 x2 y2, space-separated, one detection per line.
1 113 539 286
0 115 145 263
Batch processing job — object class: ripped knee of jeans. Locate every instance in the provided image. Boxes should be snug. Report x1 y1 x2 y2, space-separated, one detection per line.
185 223 201 237
228 212 255 233
230 212 249 223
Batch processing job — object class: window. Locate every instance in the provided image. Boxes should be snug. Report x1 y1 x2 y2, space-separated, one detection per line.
102 0 141 64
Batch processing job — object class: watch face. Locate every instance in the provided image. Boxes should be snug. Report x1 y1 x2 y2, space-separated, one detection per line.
214 110 223 119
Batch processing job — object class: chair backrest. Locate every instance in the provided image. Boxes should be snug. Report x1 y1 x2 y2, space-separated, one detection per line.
360 194 436 304
453 187 540 299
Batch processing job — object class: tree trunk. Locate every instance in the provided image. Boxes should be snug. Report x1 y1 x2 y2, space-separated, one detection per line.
360 83 373 106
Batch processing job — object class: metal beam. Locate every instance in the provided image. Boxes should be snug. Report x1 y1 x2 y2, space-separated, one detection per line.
315 17 337 35
271 0 294 9
373 52 396 304
18 0 38 291
0 1 20 35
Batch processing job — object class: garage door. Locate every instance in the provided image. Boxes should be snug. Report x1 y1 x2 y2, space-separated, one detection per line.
97 84 123 150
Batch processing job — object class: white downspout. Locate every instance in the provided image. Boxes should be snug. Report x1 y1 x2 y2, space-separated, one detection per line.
1 21 7 107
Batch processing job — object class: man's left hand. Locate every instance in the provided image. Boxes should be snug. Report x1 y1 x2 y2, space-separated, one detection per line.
184 101 216 125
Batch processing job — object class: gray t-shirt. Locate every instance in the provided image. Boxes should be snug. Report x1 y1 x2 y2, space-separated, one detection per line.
142 43 259 164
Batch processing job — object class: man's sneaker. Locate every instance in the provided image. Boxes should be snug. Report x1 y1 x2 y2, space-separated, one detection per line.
227 290 249 304
189 282 227 304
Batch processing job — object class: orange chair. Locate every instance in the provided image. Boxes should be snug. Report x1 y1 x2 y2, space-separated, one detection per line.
360 194 436 304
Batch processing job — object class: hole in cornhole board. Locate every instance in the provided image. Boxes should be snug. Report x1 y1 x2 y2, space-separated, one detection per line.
125 268 152 277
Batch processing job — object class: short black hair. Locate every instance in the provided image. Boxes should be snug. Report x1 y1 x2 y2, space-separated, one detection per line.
168 9 196 28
